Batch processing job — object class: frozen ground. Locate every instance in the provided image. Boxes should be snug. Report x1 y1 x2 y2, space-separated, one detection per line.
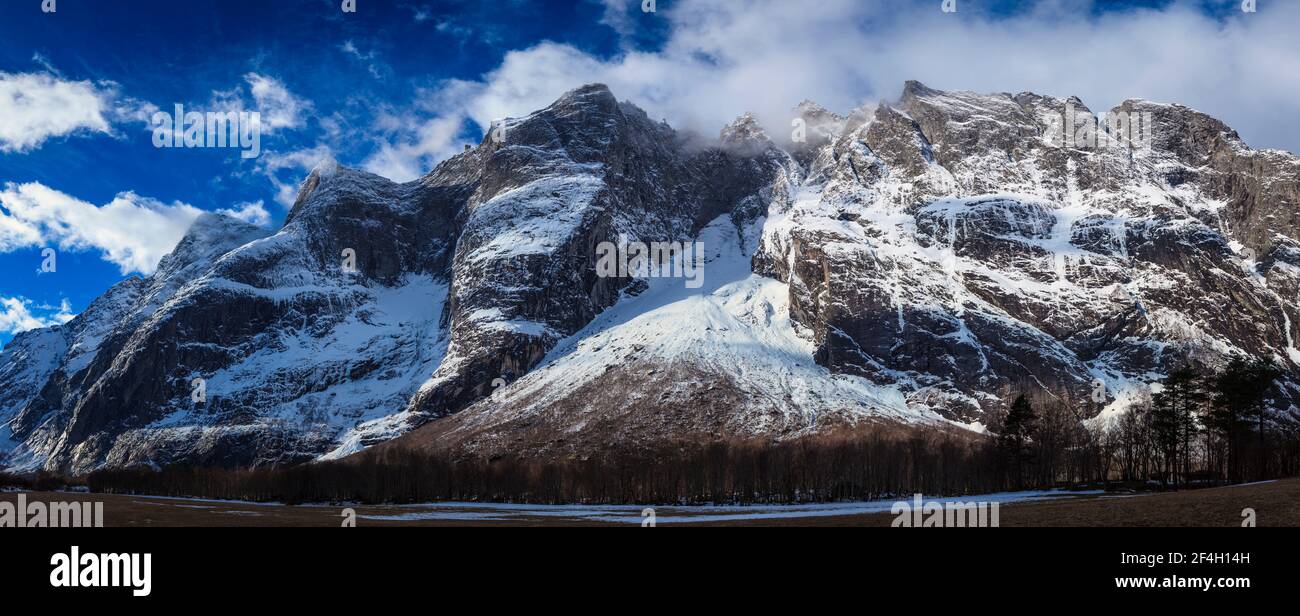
357 489 1107 524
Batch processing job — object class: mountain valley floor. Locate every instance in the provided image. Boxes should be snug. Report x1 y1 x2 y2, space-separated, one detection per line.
3 478 1294 527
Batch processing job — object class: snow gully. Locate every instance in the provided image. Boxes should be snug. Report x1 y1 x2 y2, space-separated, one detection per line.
595 236 705 289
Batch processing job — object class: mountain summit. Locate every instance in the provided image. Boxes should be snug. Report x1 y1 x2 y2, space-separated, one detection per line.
3 82 1298 472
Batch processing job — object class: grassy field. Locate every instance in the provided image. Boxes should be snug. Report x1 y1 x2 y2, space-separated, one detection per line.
731 479 1299 527
3 478 1296 526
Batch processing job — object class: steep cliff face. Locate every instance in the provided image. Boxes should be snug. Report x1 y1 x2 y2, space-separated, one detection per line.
2 82 1298 471
745 82 1300 428
0 166 473 472
403 85 794 429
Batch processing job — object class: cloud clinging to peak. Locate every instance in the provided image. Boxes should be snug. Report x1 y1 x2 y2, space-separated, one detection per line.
366 0 1300 181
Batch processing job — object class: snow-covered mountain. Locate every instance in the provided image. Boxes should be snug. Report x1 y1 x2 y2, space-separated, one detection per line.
3 82 1299 472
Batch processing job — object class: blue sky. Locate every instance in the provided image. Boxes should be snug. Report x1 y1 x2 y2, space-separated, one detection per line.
1 0 1296 345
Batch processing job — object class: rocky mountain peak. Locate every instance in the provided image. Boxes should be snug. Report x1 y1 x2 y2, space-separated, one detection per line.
153 212 269 281
790 100 847 159
719 112 777 156
551 82 618 108
900 79 939 99
793 100 841 123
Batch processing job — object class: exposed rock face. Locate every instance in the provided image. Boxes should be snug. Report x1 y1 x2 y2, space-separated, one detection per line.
2 82 1298 471
404 85 792 428
746 83 1300 429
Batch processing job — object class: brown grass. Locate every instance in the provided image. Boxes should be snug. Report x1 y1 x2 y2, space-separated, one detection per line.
4 478 1296 526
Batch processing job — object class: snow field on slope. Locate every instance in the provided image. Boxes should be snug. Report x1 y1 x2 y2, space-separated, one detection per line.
474 213 944 431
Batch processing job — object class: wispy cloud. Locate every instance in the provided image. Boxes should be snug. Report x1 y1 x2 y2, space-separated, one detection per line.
256 145 336 207
592 0 637 41
340 41 386 80
364 0 1300 179
0 296 74 335
402 3 433 22
210 73 311 134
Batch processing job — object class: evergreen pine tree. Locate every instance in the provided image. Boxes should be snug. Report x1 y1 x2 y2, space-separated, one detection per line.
1000 394 1037 489
1151 366 1208 488
1212 357 1281 481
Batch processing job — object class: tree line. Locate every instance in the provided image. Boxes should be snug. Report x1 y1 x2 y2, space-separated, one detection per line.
87 432 1002 505
74 356 1300 505
1109 357 1295 486
995 356 1298 490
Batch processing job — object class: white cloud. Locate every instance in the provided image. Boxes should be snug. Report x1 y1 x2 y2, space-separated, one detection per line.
30 53 59 75
593 0 637 40
0 61 158 154
0 72 114 152
0 296 74 335
256 145 336 207
364 0 1300 180
340 41 385 79
398 3 433 22
362 112 468 182
350 79 483 182
211 73 310 135
0 182 206 275
247 73 310 132
204 74 317 203
0 207 43 248
217 200 272 227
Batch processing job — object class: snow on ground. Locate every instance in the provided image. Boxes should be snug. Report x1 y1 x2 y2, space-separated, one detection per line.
132 494 288 507
358 489 1108 524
